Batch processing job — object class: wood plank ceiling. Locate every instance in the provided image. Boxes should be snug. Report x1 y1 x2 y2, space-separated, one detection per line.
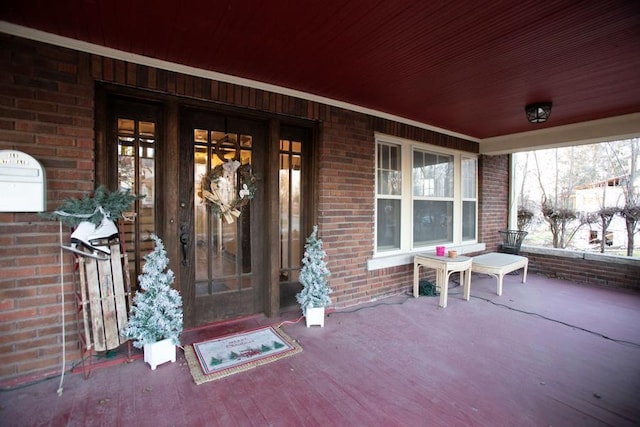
1 0 639 141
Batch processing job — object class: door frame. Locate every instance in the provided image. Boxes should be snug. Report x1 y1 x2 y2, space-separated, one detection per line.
95 84 318 328
178 108 268 326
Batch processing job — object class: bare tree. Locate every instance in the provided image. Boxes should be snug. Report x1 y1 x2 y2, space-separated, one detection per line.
586 144 619 253
621 205 640 256
517 206 534 231
596 207 619 253
516 152 534 231
618 139 640 256
518 139 638 255
534 149 587 248
600 139 640 256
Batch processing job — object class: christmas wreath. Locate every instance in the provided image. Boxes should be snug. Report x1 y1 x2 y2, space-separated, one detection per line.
200 160 257 223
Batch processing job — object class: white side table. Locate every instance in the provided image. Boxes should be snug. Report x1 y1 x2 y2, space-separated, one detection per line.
413 254 472 308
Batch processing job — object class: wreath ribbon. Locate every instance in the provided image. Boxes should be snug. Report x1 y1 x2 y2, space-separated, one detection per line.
202 184 241 224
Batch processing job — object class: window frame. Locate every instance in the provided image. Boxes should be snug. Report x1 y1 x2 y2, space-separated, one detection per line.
461 155 478 242
375 141 403 252
374 133 478 258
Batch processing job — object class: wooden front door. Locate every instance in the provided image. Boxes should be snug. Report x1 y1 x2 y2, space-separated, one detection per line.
179 109 266 326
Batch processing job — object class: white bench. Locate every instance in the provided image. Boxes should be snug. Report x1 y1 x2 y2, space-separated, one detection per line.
471 252 528 296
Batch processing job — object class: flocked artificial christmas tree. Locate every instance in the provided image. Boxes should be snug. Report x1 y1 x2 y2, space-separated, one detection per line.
121 234 183 368
296 226 332 326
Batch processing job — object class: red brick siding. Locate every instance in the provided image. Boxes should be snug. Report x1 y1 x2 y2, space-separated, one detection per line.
0 35 94 380
478 154 510 250
317 109 375 306
522 251 640 289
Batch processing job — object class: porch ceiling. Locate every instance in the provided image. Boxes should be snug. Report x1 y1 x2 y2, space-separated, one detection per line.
2 1 640 151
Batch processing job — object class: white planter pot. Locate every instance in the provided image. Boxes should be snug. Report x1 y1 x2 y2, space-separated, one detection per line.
143 338 176 370
305 306 325 328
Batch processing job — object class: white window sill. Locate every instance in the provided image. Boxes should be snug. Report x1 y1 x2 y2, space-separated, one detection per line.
367 242 486 271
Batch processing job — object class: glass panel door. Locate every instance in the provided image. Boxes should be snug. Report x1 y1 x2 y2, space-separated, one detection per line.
116 117 157 291
180 111 265 325
279 136 303 308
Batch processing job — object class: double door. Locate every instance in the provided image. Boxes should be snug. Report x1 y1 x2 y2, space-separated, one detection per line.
106 94 309 328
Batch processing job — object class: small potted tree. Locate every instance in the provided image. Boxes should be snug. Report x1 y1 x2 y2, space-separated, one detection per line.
296 226 332 327
121 234 183 370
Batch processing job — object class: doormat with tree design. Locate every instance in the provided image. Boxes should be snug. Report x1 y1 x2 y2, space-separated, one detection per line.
184 326 302 384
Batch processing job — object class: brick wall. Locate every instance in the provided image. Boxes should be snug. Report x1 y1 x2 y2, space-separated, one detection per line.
0 35 95 380
522 249 640 289
478 154 510 251
316 109 376 306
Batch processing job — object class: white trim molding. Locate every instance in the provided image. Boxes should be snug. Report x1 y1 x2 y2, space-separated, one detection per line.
480 113 640 155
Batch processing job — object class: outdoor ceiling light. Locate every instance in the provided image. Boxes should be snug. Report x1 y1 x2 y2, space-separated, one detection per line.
525 102 552 123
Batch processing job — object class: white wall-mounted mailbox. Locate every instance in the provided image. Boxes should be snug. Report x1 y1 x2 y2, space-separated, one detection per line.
0 150 46 212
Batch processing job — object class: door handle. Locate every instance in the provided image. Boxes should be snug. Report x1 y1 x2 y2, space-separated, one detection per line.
179 224 189 266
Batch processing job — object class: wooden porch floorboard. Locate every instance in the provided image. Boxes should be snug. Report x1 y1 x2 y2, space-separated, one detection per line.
2 272 639 426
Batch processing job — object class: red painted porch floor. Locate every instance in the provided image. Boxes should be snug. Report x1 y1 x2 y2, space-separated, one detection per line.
2 272 640 426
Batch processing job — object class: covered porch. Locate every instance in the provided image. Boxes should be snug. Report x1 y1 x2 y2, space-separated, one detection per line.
1 0 639 406
3 272 639 426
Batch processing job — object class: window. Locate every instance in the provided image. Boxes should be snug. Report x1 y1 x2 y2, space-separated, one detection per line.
375 134 477 255
413 150 454 246
462 157 477 241
279 126 311 309
376 142 401 251
116 116 158 290
193 128 253 295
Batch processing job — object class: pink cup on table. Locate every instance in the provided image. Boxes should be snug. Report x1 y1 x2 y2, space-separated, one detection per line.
436 246 445 256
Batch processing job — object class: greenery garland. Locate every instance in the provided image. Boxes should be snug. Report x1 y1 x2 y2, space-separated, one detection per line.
201 160 257 223
42 185 140 227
